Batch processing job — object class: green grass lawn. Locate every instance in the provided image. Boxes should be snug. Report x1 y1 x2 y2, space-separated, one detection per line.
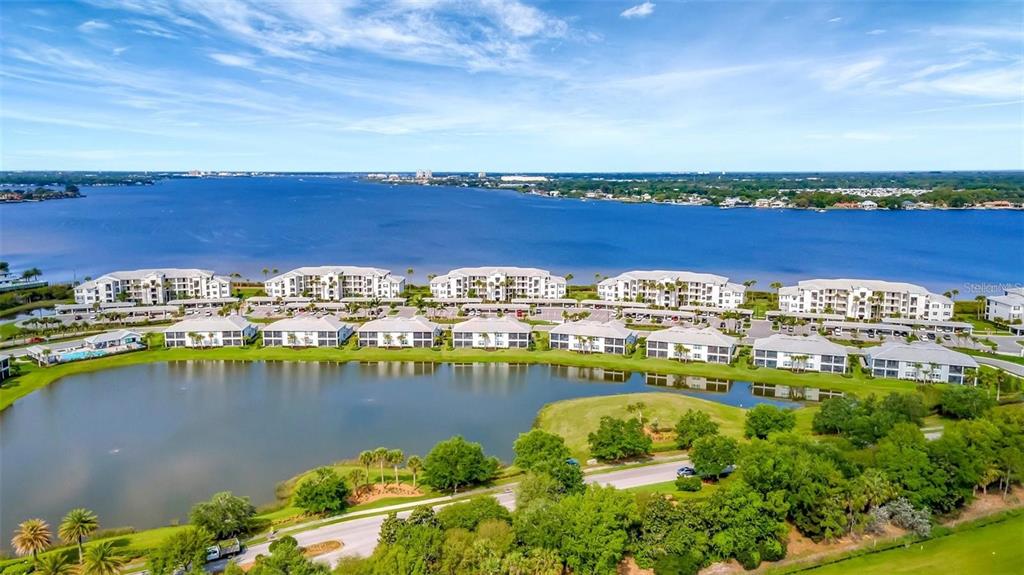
0 343 918 411
781 511 1024 574
534 392 752 458
0 321 22 341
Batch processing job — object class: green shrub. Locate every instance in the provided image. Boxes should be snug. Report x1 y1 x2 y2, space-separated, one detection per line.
675 476 702 492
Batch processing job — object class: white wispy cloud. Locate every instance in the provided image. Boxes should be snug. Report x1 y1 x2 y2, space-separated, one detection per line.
209 52 256 68
827 17 842 23
866 29 886 35
818 58 886 90
77 19 111 32
901 66 1024 99
94 0 570 72
620 2 655 19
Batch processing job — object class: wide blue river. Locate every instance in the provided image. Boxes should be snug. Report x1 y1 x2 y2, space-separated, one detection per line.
0 176 1021 292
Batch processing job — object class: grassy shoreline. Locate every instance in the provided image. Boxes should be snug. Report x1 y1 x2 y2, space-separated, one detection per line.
0 344 918 411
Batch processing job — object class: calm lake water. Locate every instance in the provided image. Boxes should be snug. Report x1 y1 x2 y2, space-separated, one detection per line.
0 360 818 539
1 176 1021 292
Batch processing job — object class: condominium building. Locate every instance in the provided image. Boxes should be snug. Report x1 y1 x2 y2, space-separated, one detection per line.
752 334 848 373
357 316 441 348
164 316 257 348
261 316 354 348
452 316 532 349
864 341 978 384
596 270 746 309
777 279 953 320
0 354 10 381
985 287 1024 325
645 327 737 363
429 267 567 301
264 266 405 300
549 320 638 355
74 269 232 305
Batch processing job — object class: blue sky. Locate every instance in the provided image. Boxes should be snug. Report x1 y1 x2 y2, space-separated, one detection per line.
2 1 1021 171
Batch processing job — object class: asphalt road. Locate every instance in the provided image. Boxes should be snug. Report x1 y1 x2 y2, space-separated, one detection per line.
975 356 1024 377
209 459 685 568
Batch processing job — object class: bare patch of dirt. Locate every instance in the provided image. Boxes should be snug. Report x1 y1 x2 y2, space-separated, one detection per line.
947 486 1023 526
617 556 654 575
348 482 423 505
302 540 342 558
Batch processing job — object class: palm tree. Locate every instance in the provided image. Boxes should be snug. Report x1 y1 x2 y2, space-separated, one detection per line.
359 450 374 479
22 267 42 280
59 508 99 563
11 518 52 561
373 447 389 485
627 401 647 426
80 541 127 575
35 553 72 575
406 268 414 276
387 449 404 484
770 281 782 305
407 456 423 488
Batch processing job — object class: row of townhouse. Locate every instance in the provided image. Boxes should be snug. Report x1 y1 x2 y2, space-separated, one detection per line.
161 314 533 350
74 268 232 305
263 266 405 300
429 267 567 301
50 316 979 385
778 278 953 321
597 270 747 309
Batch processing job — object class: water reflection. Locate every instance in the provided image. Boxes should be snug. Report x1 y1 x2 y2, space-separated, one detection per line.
645 373 842 402
550 365 630 382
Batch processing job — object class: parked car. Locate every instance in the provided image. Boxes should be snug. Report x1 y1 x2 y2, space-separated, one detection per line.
676 465 696 477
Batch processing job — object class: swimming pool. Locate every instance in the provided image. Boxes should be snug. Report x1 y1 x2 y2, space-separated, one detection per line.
59 350 108 362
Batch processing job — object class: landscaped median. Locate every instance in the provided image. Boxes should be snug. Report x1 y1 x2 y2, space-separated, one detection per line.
0 341 919 411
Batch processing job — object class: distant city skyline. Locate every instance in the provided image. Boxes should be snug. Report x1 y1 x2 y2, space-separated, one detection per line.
1 1 1021 171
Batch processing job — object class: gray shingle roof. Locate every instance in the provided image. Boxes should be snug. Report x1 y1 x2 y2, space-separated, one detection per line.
752 334 848 356
453 316 532 334
164 315 254 332
646 327 737 347
358 315 439 333
863 341 978 368
549 319 636 339
261 315 351 332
